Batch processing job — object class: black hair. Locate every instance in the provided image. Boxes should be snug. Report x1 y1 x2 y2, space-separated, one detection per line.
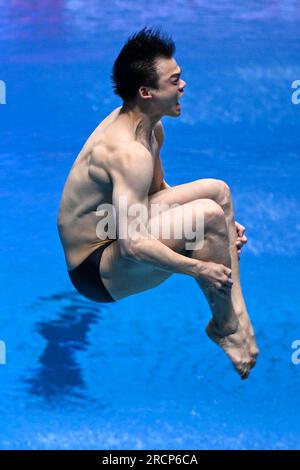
111 26 176 102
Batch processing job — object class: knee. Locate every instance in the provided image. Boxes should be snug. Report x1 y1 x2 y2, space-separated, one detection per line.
191 198 225 224
185 199 228 245
215 179 232 209
204 198 225 219
197 199 229 239
201 178 231 209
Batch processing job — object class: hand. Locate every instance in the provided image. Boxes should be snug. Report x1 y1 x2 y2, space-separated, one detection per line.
235 221 247 257
195 261 233 297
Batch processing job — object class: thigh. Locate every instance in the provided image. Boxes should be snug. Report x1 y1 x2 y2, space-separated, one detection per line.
100 240 173 301
149 178 223 209
100 198 217 301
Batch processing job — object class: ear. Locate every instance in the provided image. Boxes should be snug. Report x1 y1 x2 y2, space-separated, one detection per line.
139 86 152 99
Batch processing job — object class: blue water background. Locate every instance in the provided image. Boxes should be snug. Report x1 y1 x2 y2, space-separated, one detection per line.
0 0 300 449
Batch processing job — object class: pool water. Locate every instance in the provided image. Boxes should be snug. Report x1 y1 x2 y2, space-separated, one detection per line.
1 0 300 449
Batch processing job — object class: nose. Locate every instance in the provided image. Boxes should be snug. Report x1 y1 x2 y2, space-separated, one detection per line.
179 79 186 94
180 79 186 90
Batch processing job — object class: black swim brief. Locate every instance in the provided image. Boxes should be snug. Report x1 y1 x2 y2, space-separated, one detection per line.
68 241 115 303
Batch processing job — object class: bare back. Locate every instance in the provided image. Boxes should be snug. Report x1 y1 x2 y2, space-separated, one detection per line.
57 106 164 270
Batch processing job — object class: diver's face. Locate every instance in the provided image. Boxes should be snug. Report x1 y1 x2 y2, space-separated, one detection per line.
151 57 186 117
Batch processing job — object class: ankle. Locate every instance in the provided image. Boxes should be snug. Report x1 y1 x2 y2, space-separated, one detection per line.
213 315 239 336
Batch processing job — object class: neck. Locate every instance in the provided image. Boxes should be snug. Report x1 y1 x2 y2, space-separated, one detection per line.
120 102 160 144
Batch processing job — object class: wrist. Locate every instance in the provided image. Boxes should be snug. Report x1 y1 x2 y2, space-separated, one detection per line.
183 257 203 277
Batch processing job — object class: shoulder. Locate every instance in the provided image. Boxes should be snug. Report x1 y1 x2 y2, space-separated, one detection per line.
113 141 151 163
110 142 153 189
92 138 150 161
93 140 152 178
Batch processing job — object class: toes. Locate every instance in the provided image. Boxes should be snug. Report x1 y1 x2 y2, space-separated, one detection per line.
239 366 251 379
249 353 259 369
206 320 256 380
235 361 251 380
241 370 250 380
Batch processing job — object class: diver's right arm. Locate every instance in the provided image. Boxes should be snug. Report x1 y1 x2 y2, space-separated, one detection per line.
106 143 231 289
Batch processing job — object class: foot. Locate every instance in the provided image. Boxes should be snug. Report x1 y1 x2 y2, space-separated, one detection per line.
246 331 259 369
206 318 253 380
233 305 259 369
213 315 239 337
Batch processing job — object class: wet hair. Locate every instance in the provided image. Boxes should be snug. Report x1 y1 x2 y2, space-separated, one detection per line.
111 26 176 103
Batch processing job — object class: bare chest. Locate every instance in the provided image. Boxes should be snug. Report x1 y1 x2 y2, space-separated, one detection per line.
147 137 163 195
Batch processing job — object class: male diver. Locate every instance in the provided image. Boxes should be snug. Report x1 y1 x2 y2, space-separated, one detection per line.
57 27 258 379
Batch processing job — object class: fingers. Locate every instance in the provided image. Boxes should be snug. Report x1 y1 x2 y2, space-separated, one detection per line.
236 236 247 246
205 265 233 295
236 235 247 258
223 268 233 286
223 270 233 285
235 222 247 246
224 267 232 277
239 225 246 237
225 269 233 280
210 276 233 297
235 222 246 238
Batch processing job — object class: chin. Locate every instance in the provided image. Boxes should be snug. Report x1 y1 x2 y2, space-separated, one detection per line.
167 107 181 117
